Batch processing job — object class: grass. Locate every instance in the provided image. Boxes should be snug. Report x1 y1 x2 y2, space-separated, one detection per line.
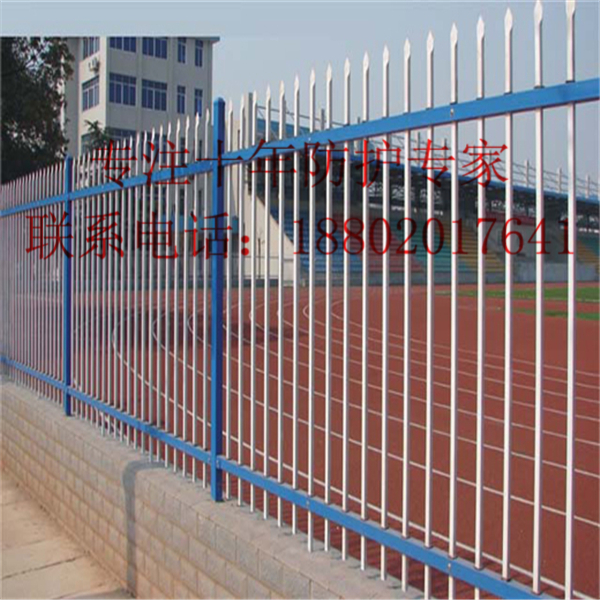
438 285 599 303
436 285 599 320
515 308 599 321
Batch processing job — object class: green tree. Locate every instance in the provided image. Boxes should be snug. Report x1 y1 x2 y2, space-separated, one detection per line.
1 37 74 183
83 119 112 151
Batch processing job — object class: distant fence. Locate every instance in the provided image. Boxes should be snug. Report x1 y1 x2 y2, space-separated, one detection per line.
1 3 599 599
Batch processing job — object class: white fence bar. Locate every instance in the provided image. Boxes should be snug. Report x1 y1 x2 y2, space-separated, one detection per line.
565 1 577 595
277 82 286 527
475 17 486 600
448 22 459 600
379 45 390 581
424 31 435 600
307 69 316 552
533 1 545 592
341 59 351 562
502 9 514 581
360 52 370 571
401 37 412 591
263 86 272 520
292 77 300 534
324 64 333 552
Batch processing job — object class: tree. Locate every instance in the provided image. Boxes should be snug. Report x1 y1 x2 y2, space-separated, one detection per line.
83 120 112 151
1 37 74 183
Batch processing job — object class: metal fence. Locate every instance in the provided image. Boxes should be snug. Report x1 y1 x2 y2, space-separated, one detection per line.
1 3 599 599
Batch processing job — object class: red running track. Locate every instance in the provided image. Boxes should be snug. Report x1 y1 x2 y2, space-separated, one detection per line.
66 282 599 598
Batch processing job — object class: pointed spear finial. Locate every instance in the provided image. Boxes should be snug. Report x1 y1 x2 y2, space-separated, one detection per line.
427 31 434 53
404 38 411 60
310 68 316 86
294 75 299 92
451 23 458 46
505 8 514 33
326 63 333 83
566 0 576 18
344 58 351 77
534 0 543 24
477 16 485 41
363 51 370 71
383 45 390 65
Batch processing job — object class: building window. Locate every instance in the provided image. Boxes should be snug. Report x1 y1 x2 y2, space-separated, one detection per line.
142 37 168 59
82 37 100 59
109 37 136 52
178 37 186 63
82 76 100 111
142 79 167 111
109 73 136 106
195 40 203 67
177 85 186 114
194 89 203 116
106 127 137 145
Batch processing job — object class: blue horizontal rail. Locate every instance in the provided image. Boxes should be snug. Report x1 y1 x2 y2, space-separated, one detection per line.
1 354 549 599
1 78 598 218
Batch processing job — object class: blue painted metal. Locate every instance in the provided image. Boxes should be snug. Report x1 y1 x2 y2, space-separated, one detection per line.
216 458 547 599
210 97 226 502
0 353 550 599
63 156 73 416
1 79 598 219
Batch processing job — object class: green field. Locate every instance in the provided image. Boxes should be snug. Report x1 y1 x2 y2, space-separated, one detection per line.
437 285 599 320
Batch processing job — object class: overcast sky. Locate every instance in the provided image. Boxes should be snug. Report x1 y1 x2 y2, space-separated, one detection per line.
2 1 599 183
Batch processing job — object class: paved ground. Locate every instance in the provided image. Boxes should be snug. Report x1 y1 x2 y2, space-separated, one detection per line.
1 468 130 599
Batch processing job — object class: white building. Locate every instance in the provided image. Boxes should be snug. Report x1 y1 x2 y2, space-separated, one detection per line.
63 36 219 156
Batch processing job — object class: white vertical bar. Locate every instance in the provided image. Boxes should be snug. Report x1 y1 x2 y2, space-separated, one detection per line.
225 103 233 495
380 45 390 581
174 119 181 471
565 1 577 595
533 1 545 593
237 99 246 503
155 125 162 460
277 82 286 527
360 52 370 571
250 96 257 509
128 136 138 445
183 115 191 477
192 114 201 479
423 31 435 600
292 78 300 533
475 17 486 600
164 124 172 467
203 112 210 483
134 137 142 443
110 142 118 436
324 63 333 552
502 8 514 582
263 86 272 520
307 69 316 552
102 148 108 424
449 22 459 600
120 146 126 439
341 59 351 561
401 38 412 591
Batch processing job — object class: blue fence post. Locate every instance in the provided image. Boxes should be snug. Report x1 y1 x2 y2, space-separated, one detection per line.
63 155 73 416
210 98 226 501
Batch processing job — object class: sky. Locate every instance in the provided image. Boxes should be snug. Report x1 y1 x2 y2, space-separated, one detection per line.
2 0 599 183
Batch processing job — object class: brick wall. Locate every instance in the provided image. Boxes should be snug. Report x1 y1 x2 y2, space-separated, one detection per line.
1 382 413 599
